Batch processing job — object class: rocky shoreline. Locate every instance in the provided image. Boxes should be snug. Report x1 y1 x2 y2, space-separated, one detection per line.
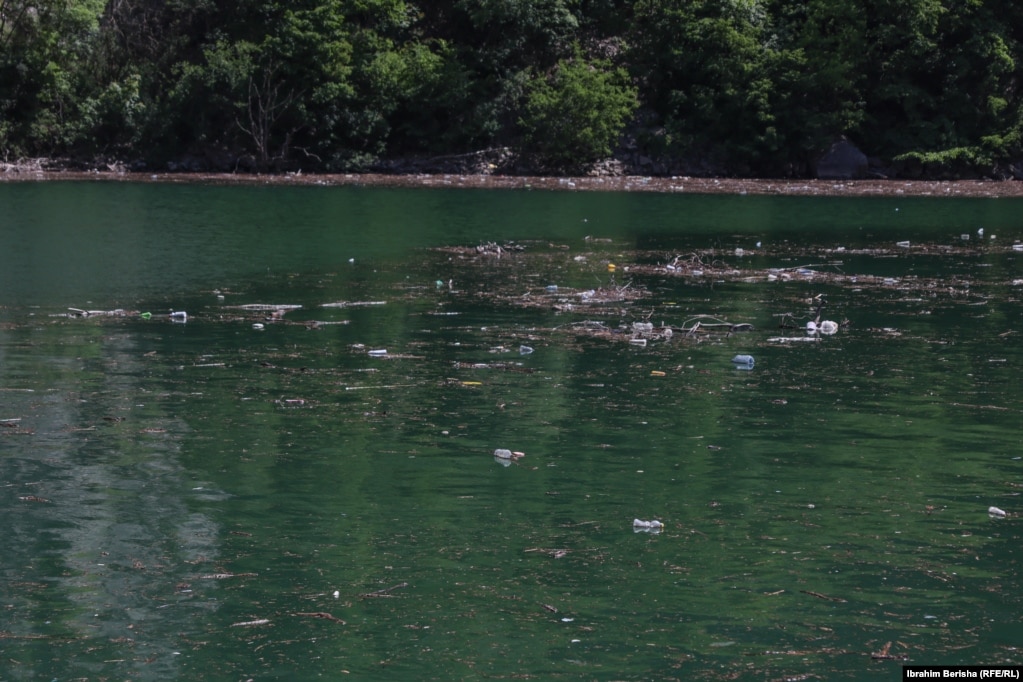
4 159 1023 198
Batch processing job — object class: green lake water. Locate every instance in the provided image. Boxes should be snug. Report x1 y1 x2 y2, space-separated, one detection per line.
1 181 1022 681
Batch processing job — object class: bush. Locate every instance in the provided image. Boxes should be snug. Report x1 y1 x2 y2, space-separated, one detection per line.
518 48 637 171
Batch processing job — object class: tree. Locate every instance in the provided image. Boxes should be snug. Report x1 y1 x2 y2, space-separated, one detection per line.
628 0 778 172
518 46 637 170
0 0 116 157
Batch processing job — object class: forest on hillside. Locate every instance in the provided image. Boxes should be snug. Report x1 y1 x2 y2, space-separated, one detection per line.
2 0 1023 178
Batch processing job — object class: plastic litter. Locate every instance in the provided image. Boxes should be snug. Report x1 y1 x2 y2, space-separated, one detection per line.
140 312 152 320
493 449 525 461
252 323 265 330
633 519 664 533
731 354 755 367
806 320 839 335
519 345 534 355
989 506 1008 518
169 311 188 322
368 349 388 357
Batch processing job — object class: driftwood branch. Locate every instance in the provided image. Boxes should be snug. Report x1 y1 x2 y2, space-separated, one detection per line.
360 582 409 598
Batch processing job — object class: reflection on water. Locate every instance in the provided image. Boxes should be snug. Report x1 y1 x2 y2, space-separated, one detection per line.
1 182 1022 680
0 327 218 680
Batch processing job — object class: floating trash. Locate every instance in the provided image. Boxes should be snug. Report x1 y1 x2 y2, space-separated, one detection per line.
989 506 1008 518
806 320 839 335
368 349 388 357
170 311 188 323
629 338 648 347
545 284 558 292
252 323 265 330
140 312 152 320
493 449 524 461
731 354 755 367
633 519 664 533
519 345 534 355
896 240 911 248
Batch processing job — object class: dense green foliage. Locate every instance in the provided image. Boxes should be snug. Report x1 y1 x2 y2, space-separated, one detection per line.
2 0 1022 177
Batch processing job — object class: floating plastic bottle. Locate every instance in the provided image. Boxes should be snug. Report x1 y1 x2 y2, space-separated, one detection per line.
731 354 755 366
493 449 525 461
633 519 664 533
806 320 839 335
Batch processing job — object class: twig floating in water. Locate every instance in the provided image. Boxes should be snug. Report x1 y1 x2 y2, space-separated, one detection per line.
231 618 271 627
199 572 258 580
294 612 346 624
361 582 409 598
800 590 847 602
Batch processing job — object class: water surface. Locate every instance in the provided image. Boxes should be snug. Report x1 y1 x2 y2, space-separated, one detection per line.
1 182 1022 680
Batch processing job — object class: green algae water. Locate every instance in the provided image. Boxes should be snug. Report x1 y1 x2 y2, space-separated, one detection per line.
1 181 1022 681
